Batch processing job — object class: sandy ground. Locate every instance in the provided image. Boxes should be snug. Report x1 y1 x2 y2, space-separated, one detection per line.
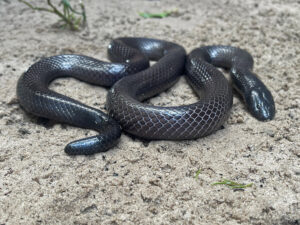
0 0 299 224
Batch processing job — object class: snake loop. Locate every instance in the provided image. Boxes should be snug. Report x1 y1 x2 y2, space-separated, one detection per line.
17 37 275 155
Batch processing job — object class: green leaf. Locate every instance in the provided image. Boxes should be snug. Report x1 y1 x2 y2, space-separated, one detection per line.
212 179 253 189
139 10 173 19
195 169 202 179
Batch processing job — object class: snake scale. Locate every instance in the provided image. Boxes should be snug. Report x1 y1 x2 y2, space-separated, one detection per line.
17 37 275 155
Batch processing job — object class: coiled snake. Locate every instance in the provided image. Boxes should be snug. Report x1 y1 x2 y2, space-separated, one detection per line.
17 37 275 155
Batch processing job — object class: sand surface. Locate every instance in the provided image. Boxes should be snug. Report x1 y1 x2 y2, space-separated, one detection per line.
0 0 299 224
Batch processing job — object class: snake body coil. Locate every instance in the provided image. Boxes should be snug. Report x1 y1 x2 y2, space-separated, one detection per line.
17 37 275 155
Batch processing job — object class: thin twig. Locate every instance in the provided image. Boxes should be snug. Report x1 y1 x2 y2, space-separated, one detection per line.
19 0 53 13
19 0 86 31
47 0 76 30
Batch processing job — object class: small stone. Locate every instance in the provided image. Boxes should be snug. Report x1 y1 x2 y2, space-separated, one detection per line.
264 129 275 137
18 128 31 135
7 97 18 105
236 116 244 123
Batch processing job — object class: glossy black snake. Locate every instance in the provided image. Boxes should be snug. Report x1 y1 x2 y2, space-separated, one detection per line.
17 37 275 155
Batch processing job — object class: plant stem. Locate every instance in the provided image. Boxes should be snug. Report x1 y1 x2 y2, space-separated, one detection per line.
19 0 53 13
46 0 78 30
19 0 85 30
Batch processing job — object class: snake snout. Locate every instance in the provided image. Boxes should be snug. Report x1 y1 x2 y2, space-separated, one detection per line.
246 87 275 121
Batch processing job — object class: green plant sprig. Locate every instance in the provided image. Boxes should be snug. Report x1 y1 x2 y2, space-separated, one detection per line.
194 169 202 179
139 9 178 19
19 0 86 31
212 179 253 189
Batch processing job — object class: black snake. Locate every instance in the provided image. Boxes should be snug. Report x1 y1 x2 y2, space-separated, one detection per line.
17 37 275 155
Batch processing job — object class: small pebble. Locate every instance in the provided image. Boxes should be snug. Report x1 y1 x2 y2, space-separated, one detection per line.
18 128 31 135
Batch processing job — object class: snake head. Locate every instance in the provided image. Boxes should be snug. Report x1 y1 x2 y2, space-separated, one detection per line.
245 86 275 121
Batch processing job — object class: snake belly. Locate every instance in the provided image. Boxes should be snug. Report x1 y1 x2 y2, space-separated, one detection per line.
17 37 275 155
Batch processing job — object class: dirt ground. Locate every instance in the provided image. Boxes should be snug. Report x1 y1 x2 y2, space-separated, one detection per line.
0 0 299 224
